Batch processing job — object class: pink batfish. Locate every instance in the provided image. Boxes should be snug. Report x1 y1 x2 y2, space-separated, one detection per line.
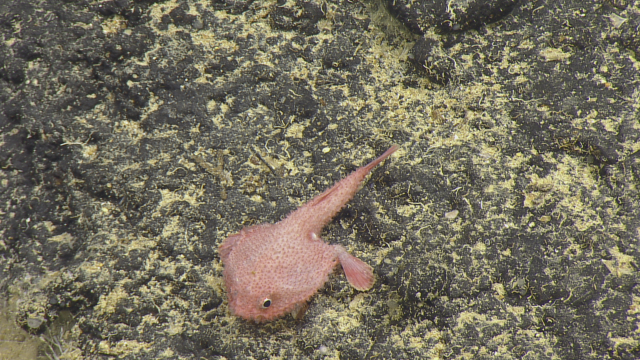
219 145 399 322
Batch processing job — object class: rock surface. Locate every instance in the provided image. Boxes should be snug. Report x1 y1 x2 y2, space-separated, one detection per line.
0 0 638 359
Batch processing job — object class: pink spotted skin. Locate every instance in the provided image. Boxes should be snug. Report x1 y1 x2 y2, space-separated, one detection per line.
219 145 399 322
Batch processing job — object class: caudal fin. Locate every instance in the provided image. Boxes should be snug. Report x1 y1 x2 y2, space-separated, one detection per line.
291 145 399 235
361 144 399 173
335 245 375 291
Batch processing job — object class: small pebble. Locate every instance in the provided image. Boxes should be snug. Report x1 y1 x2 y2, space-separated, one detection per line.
27 317 44 329
444 209 459 219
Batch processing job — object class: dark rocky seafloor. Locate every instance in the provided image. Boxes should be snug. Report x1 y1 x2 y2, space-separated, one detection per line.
1 0 639 359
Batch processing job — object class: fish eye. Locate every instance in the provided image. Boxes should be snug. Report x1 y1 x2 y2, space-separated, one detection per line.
262 298 272 308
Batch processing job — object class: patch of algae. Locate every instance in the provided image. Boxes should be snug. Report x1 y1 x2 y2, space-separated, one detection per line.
0 297 39 359
94 285 130 318
98 339 152 357
2 287 82 359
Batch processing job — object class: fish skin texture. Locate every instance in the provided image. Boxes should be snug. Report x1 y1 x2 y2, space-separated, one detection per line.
219 145 398 322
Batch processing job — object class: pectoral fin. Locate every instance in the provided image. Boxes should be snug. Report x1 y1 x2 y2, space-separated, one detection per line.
335 245 375 291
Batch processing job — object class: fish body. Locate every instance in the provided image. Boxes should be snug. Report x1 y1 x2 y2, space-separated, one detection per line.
219 145 398 322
